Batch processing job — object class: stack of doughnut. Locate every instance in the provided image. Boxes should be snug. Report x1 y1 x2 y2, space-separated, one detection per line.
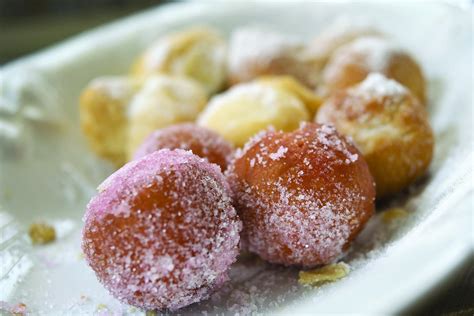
81 19 434 311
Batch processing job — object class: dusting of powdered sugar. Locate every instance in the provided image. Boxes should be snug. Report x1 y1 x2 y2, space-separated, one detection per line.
310 16 380 61
325 36 402 82
227 27 302 77
89 77 137 101
356 73 408 102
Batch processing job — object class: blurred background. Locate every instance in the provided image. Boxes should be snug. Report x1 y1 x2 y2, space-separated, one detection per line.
0 0 169 64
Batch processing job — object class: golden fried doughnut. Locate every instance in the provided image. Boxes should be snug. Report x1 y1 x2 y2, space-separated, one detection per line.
227 28 322 88
308 17 381 67
322 36 426 103
127 75 207 156
132 26 227 94
316 73 434 197
257 76 323 115
79 76 141 166
197 80 310 147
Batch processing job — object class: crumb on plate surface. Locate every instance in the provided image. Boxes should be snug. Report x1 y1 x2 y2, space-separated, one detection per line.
382 207 409 224
298 262 350 286
28 222 56 245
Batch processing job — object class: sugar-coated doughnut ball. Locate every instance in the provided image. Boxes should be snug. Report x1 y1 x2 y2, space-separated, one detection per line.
133 123 234 171
227 28 322 88
197 80 310 147
82 149 242 311
323 36 426 103
308 16 381 67
80 76 141 166
132 26 227 94
128 75 207 155
227 123 375 267
316 73 434 198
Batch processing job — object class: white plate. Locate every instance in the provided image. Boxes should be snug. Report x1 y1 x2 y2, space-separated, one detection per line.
0 1 472 315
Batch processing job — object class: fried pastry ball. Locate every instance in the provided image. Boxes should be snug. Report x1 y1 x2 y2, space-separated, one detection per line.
133 123 234 171
227 123 375 267
80 76 141 166
197 80 310 147
128 75 207 155
323 36 426 103
308 16 381 67
316 73 434 198
227 28 322 88
132 26 227 94
82 149 242 311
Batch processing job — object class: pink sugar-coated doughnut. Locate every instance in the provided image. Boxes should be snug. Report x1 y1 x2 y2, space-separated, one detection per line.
133 123 234 171
82 149 242 311
227 123 375 267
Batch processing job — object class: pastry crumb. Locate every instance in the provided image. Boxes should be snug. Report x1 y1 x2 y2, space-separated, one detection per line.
79 294 89 302
28 222 56 245
382 207 408 224
298 262 350 286
0 301 27 316
96 303 107 311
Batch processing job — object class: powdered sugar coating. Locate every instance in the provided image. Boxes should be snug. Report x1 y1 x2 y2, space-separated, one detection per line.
357 72 408 101
134 26 227 94
89 77 138 101
316 74 434 197
322 36 426 103
227 27 320 88
227 123 375 267
309 16 380 64
228 27 299 73
82 149 242 311
133 123 234 171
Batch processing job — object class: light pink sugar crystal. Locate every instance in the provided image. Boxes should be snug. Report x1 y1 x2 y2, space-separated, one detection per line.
227 123 375 267
133 123 235 171
82 149 242 311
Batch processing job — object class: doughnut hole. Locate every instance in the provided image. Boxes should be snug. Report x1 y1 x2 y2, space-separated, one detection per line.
132 26 227 94
316 73 434 198
227 123 375 267
197 80 310 147
133 123 234 171
127 75 207 155
257 76 323 115
308 16 381 67
322 36 426 103
227 28 322 89
82 149 241 311
79 76 141 166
